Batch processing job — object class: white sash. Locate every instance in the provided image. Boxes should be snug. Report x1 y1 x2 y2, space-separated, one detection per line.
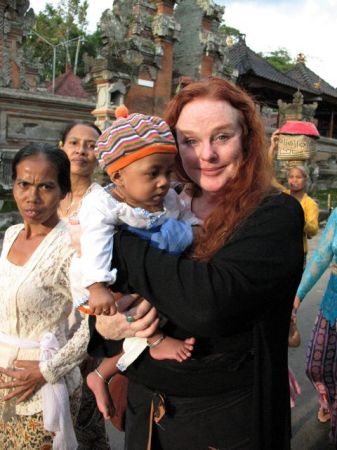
0 331 78 450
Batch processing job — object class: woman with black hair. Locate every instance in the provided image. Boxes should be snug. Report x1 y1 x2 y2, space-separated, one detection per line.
0 144 89 450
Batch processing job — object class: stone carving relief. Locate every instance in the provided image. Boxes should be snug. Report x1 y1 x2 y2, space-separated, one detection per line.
196 0 224 20
0 0 37 89
152 14 181 40
278 90 317 126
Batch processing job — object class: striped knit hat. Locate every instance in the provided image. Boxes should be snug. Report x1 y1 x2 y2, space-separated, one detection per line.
95 113 177 175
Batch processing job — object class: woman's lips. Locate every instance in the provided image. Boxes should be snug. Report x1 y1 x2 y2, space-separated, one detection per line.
72 158 88 165
24 209 40 218
199 166 225 176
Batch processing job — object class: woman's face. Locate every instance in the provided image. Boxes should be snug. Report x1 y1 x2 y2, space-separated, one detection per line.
61 124 99 177
288 168 306 193
175 98 243 194
13 155 63 227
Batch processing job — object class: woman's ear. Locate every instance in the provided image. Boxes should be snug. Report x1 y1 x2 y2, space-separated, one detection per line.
110 170 123 186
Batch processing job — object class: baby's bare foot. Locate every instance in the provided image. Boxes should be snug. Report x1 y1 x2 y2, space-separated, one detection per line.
149 336 195 362
87 370 114 419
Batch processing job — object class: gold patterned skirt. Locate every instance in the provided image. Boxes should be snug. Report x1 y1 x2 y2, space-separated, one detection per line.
0 378 82 450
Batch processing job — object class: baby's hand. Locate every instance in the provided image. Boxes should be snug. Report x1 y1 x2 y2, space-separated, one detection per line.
88 283 117 316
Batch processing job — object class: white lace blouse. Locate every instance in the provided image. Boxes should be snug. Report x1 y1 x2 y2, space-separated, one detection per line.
0 221 89 420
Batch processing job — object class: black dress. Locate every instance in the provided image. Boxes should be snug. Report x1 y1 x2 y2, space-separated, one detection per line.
89 192 304 450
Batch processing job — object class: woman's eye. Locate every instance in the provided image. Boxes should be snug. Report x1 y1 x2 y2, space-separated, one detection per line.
215 134 229 143
184 138 197 146
17 181 28 188
88 143 96 150
40 184 54 191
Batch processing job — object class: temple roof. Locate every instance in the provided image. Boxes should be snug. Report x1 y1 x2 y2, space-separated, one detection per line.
226 38 337 100
46 66 89 98
228 38 311 91
286 63 337 99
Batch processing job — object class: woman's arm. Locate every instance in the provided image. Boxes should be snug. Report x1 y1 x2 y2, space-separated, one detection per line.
303 196 319 238
112 194 304 337
39 314 89 385
40 251 90 384
297 208 337 301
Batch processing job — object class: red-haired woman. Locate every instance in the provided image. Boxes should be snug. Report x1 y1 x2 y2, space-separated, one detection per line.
89 77 304 449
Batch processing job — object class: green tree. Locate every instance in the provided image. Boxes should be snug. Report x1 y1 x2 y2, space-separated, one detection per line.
23 0 102 81
219 24 243 44
258 48 295 72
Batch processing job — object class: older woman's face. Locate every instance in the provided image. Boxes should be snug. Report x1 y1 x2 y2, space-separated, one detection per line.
288 168 306 193
176 98 243 194
13 155 63 226
62 124 99 177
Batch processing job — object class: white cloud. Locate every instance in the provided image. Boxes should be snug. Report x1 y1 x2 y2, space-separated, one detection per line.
224 0 337 87
28 0 337 88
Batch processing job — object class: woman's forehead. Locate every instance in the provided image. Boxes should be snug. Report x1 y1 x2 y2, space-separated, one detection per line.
16 155 58 178
176 98 240 131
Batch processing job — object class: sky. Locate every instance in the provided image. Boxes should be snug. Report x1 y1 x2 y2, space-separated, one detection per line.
29 0 337 88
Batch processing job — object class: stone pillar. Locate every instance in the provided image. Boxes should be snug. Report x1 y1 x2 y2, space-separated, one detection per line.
152 0 179 115
91 62 126 131
173 0 227 81
0 0 36 89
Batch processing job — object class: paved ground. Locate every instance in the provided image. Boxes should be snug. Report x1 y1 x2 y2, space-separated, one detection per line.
106 232 335 450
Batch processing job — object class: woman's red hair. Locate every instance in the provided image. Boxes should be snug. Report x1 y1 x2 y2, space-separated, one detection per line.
165 77 272 260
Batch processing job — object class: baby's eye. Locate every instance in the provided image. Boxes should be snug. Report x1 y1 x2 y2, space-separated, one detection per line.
146 170 159 178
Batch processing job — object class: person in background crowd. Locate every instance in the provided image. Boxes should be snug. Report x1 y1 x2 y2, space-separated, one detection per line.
294 206 337 435
89 77 304 450
58 121 111 450
269 129 319 262
0 144 89 450
286 165 319 262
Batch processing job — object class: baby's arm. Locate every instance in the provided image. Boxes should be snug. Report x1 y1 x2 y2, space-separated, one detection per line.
78 187 119 315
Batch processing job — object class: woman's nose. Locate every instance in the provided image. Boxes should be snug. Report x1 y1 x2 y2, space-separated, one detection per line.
76 142 87 154
199 141 217 161
26 187 40 202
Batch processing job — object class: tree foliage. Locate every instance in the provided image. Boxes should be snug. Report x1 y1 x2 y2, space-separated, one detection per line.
23 0 102 81
218 24 243 44
258 48 296 73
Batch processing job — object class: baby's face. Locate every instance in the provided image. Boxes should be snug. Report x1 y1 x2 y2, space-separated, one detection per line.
113 153 176 212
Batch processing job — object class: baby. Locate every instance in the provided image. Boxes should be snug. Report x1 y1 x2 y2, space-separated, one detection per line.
76 110 199 418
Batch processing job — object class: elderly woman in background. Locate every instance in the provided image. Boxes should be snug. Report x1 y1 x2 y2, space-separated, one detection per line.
286 165 319 261
89 77 304 450
269 131 319 261
0 144 89 450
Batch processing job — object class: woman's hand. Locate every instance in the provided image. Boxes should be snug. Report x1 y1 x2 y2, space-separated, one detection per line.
95 294 159 340
268 129 280 161
0 360 46 404
293 296 301 312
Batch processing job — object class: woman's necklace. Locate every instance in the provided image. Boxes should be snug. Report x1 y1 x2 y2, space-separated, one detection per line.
59 184 95 218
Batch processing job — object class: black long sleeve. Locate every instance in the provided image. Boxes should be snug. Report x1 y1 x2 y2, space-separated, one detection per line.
112 192 304 338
